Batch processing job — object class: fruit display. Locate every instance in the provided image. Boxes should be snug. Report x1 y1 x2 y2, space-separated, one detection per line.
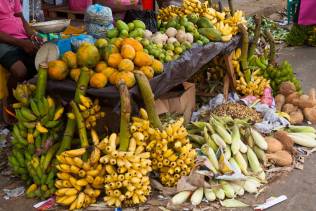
233 24 270 96
100 82 152 207
9 64 64 199
106 19 146 40
286 24 316 47
158 0 246 42
134 71 196 187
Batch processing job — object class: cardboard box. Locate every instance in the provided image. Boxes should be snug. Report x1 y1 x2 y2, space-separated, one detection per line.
154 82 196 123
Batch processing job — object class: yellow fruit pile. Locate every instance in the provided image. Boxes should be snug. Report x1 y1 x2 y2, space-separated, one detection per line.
49 38 164 89
99 132 152 207
236 74 270 96
68 95 105 130
106 38 164 88
55 147 104 210
147 118 196 187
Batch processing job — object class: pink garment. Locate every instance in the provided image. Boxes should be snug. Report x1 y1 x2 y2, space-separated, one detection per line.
69 0 92 12
0 0 28 39
298 0 316 25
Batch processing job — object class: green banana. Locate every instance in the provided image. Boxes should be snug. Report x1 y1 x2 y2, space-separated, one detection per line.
13 149 25 167
15 109 28 122
22 121 36 129
27 144 35 154
40 115 50 125
40 174 47 185
43 143 60 170
35 136 42 149
13 125 28 145
30 99 41 117
255 56 267 69
37 99 46 116
8 155 19 168
45 120 60 128
42 98 49 116
20 107 37 121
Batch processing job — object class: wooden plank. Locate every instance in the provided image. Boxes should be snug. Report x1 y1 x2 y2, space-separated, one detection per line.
224 53 237 88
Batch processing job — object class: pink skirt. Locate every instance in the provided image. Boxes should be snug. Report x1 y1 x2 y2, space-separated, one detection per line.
298 0 316 25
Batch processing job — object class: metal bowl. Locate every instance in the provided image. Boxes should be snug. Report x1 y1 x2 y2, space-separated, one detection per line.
31 19 71 33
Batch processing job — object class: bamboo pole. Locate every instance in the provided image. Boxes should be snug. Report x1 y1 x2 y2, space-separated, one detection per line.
264 29 276 65
238 23 249 71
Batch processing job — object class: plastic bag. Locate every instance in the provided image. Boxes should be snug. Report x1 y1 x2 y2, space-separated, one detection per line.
86 23 114 38
84 4 113 26
124 10 158 32
70 34 95 50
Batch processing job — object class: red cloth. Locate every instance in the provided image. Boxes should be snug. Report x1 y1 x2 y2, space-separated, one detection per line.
68 0 92 12
298 0 316 25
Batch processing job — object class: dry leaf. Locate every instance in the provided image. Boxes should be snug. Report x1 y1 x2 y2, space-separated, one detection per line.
151 179 177 196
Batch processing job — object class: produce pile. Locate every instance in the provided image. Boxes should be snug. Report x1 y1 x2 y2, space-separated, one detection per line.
5 2 316 211
286 24 316 47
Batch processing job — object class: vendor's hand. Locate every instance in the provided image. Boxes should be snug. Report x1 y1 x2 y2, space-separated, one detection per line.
30 34 44 47
20 39 37 55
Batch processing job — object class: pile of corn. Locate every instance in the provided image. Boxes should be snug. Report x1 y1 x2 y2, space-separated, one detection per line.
55 147 103 210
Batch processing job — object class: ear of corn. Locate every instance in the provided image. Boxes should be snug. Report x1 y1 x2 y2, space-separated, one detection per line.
190 187 204 206
250 128 268 150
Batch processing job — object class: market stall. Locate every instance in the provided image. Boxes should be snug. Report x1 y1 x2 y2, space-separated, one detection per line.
3 0 316 210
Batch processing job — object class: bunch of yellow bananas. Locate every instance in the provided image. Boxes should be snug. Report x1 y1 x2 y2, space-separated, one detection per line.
68 95 105 129
55 147 104 210
157 5 185 22
183 0 208 15
236 74 270 96
223 10 247 35
12 83 36 105
99 131 152 207
146 118 196 187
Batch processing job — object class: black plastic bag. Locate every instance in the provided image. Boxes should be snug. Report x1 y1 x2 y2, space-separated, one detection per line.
124 9 158 32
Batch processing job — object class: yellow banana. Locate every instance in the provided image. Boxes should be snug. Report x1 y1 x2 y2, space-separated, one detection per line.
53 107 64 120
36 122 48 133
91 129 99 145
62 148 86 157
89 148 101 164
65 188 79 196
76 192 85 209
79 95 92 108
60 195 77 205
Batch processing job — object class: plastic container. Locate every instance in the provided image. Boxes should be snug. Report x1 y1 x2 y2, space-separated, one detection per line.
69 0 92 11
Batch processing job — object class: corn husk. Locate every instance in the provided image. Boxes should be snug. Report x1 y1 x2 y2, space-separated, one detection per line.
220 199 249 208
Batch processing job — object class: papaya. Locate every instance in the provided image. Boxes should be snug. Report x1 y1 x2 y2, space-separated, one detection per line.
133 20 146 30
121 44 136 60
48 60 69 80
90 73 107 88
116 20 129 32
109 70 119 85
62 51 77 69
104 44 119 61
198 28 222 41
95 61 108 73
110 37 124 49
101 67 116 78
197 17 214 28
108 53 123 68
107 28 119 39
115 71 136 88
121 38 143 52
151 59 164 74
134 52 153 67
95 38 108 49
77 43 100 68
118 59 134 72
70 68 81 82
140 66 154 79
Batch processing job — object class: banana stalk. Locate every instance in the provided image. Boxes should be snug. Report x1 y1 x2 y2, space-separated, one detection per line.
249 15 262 59
264 29 276 65
35 63 48 101
118 81 131 151
135 71 162 130
238 23 249 71
70 101 89 149
57 67 90 154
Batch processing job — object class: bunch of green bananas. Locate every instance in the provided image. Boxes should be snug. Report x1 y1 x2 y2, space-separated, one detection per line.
9 96 64 199
12 83 36 105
